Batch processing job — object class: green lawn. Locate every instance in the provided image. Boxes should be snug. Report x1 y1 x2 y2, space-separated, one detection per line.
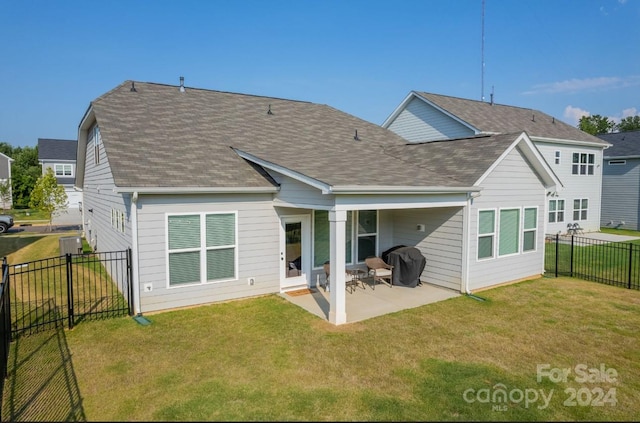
2 208 50 223
3 232 640 421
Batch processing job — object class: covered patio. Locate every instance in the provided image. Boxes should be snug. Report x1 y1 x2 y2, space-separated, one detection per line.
281 276 461 324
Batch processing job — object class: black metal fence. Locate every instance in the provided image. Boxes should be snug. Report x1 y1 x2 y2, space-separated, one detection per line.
545 234 640 290
0 258 11 419
6 249 133 339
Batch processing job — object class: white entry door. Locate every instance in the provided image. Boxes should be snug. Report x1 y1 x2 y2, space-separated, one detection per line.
280 215 311 290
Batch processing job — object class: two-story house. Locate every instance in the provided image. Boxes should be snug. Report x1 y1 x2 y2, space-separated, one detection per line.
37 138 82 209
597 130 640 230
382 92 612 234
0 151 13 209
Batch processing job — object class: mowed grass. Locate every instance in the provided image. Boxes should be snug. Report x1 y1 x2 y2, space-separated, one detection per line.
3 233 640 421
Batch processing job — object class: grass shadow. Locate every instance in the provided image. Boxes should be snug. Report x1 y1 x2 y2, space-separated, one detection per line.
2 324 86 422
0 236 45 259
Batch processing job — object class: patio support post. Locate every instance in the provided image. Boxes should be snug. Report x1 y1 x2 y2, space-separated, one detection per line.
328 210 347 325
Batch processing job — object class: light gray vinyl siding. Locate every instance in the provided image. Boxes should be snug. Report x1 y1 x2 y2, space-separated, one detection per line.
0 156 10 179
137 193 280 313
468 147 547 290
387 97 475 143
535 142 604 234
270 172 334 207
601 158 640 230
82 127 131 254
391 207 464 291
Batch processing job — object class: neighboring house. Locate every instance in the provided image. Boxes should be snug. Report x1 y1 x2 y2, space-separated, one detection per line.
382 92 611 235
597 130 640 230
38 138 82 209
75 80 559 325
0 152 13 209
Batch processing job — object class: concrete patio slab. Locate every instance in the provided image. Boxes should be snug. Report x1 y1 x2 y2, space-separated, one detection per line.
281 278 460 324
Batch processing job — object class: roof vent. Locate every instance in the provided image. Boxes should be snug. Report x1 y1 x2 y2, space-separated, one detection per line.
354 129 360 141
532 114 535 122
267 104 273 115
179 76 185 93
552 117 555 124
130 81 137 92
490 92 493 105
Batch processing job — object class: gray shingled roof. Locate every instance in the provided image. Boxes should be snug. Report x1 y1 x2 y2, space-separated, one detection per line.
91 81 473 189
598 130 640 157
416 92 609 146
38 138 78 161
384 133 525 186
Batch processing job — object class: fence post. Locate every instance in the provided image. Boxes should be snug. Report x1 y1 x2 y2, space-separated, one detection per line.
66 254 75 330
555 233 559 277
628 243 633 290
570 235 575 277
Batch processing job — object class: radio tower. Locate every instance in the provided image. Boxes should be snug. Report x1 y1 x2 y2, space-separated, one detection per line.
481 0 485 102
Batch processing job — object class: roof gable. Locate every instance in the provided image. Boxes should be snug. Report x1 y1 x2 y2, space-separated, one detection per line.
385 91 609 147
383 132 561 190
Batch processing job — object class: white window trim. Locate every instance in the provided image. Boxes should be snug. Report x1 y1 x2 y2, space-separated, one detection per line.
54 163 73 177
93 126 101 165
165 211 238 289
573 198 589 221
548 199 565 223
571 152 595 175
497 207 521 258
522 206 538 253
477 208 496 261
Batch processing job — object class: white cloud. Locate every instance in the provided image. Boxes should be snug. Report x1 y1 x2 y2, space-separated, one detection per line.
621 107 639 118
523 75 640 95
563 105 590 126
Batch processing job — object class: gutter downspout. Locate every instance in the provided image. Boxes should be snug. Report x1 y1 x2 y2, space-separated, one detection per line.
131 191 141 315
461 192 476 295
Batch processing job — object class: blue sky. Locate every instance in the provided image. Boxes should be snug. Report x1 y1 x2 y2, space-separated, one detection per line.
1 0 639 147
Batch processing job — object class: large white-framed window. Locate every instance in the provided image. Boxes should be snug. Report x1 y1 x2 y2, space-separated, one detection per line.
312 210 377 267
522 207 537 252
477 209 496 259
573 199 588 221
498 208 520 256
166 212 237 287
572 153 594 175
93 126 101 165
54 164 73 177
548 199 565 223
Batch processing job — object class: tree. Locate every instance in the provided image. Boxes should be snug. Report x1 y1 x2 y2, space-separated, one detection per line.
0 179 11 210
11 146 40 208
578 115 615 135
29 167 68 231
616 115 640 133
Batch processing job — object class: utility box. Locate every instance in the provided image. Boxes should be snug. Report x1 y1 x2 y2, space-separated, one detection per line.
59 236 83 255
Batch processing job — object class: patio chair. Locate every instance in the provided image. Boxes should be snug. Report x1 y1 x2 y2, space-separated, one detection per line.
572 222 584 234
365 256 394 288
323 261 358 293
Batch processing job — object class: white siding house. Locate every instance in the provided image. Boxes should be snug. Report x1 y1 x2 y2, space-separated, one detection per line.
0 152 13 209
382 92 611 235
75 80 559 325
